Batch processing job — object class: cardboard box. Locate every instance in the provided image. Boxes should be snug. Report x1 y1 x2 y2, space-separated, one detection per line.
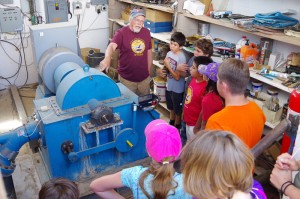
110 49 119 69
145 8 173 22
121 11 130 23
121 6 131 23
183 0 205 16
263 106 283 124
200 0 212 14
80 48 100 64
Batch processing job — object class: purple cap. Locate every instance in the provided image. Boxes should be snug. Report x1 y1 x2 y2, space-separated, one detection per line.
198 62 220 82
130 9 145 21
145 119 182 163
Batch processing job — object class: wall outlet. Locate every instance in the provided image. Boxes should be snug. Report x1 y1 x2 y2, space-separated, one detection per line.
72 1 83 15
101 4 107 11
95 5 101 14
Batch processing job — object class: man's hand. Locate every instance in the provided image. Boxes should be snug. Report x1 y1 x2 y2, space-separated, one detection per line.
156 68 167 78
99 58 110 73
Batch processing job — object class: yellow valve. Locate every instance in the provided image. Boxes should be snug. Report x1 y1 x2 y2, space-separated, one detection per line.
126 140 133 147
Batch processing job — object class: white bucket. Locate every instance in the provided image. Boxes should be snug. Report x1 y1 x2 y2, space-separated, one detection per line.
252 81 263 93
153 76 166 102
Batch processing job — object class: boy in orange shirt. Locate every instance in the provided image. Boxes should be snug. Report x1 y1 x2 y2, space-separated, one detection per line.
205 58 266 148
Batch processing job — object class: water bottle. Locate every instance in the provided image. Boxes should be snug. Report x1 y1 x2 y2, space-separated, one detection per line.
235 36 247 59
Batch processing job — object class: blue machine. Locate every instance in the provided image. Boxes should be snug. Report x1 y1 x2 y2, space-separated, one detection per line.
0 47 159 181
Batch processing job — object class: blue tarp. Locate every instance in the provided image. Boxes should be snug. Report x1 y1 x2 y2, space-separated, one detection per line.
253 12 299 29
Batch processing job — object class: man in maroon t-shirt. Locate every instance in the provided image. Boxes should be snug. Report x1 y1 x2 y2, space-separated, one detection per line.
99 9 152 96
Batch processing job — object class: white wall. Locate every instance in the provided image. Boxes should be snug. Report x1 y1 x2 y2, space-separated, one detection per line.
0 0 109 90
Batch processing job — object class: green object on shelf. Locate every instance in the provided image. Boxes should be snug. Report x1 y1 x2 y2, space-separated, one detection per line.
183 46 194 53
31 15 37 25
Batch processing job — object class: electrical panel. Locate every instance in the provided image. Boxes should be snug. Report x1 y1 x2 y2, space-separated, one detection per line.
0 8 23 33
0 0 13 4
30 23 78 66
91 0 108 5
44 0 68 24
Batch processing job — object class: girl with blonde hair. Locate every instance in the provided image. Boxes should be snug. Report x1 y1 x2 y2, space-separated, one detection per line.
181 130 267 199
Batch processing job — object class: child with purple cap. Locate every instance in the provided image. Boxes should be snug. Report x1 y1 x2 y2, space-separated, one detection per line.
193 62 224 133
90 119 192 199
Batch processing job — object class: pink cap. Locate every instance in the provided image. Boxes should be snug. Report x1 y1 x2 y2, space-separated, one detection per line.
145 119 182 163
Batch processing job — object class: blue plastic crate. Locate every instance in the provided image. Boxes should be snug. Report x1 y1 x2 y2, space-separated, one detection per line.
144 20 172 28
146 26 173 33
144 20 172 33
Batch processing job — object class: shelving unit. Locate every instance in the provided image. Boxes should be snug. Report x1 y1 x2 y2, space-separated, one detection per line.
249 69 293 94
119 0 174 13
110 0 297 129
183 12 300 47
265 121 280 129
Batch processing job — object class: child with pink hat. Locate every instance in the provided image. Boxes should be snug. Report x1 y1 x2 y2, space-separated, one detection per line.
90 119 192 199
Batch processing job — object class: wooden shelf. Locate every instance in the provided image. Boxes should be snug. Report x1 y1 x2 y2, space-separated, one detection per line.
151 32 171 43
249 69 293 93
183 12 300 47
119 0 174 13
109 18 127 26
265 121 280 129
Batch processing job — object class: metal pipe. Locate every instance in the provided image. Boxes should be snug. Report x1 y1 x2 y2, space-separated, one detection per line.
3 175 17 199
0 121 39 176
251 119 290 159
95 130 100 146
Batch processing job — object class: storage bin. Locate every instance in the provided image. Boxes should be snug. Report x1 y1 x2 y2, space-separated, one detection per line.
144 20 172 28
144 20 172 33
146 26 173 33
80 48 100 64
262 106 283 124
88 52 105 67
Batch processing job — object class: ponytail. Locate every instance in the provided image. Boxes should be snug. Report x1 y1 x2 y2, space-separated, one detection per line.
139 157 177 199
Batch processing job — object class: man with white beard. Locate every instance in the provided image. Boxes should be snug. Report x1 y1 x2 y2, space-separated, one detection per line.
99 9 152 96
